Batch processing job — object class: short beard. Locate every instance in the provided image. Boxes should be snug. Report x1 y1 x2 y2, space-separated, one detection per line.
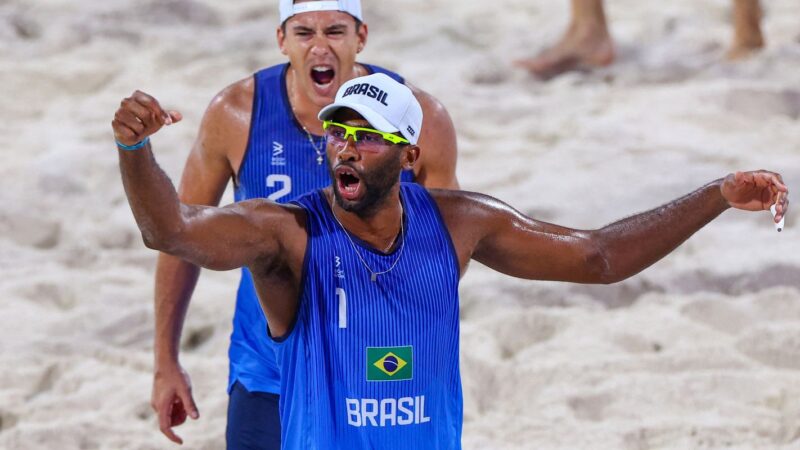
330 153 403 217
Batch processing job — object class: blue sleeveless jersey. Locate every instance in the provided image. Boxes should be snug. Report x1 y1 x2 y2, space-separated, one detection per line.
230 63 411 394
278 183 462 449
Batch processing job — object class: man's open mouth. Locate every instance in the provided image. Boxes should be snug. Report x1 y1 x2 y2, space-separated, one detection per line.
311 65 335 87
336 166 363 201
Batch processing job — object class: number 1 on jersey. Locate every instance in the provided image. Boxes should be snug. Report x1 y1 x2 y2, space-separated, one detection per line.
337 288 347 329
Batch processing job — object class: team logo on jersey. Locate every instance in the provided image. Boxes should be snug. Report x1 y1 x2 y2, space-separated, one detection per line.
367 346 413 381
334 255 345 279
271 141 286 166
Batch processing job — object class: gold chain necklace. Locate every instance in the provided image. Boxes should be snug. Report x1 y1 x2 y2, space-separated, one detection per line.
329 199 406 282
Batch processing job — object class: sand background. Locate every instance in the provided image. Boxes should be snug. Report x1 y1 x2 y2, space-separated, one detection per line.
1 0 799 448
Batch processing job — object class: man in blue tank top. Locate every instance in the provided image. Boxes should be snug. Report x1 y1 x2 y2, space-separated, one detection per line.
114 74 788 449
149 1 459 448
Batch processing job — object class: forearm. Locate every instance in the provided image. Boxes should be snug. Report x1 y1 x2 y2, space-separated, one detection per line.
153 253 201 366
591 179 730 282
118 144 186 251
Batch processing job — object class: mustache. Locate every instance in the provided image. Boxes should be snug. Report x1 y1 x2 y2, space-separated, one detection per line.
332 162 363 178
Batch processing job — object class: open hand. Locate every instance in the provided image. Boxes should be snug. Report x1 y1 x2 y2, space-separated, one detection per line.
721 171 789 222
112 90 182 147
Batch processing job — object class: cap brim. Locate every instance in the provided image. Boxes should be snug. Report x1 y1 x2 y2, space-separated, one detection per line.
318 102 398 133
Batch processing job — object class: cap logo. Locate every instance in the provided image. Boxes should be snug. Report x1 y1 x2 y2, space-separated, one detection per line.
342 83 389 106
318 73 421 145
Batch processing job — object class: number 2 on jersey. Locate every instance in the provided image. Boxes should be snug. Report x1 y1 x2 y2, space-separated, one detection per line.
266 174 292 201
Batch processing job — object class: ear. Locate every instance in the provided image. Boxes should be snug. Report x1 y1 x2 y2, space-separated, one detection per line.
276 26 288 55
356 23 368 53
401 145 420 171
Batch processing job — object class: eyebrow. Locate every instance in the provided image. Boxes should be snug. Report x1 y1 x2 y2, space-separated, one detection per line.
291 22 350 33
325 24 349 32
291 25 314 33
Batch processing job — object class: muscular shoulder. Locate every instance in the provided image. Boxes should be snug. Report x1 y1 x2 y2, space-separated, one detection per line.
203 76 254 128
428 188 500 222
426 188 499 273
403 82 459 189
405 82 448 124
195 76 255 169
430 187 531 242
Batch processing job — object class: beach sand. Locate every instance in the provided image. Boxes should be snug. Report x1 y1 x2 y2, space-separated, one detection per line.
1 0 799 448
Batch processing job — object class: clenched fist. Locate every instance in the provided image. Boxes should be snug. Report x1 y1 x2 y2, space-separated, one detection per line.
112 90 183 147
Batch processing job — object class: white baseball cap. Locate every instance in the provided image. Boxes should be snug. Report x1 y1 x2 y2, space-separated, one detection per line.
318 73 423 145
279 0 362 24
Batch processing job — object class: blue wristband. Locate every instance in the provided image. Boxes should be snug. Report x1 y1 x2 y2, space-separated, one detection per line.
116 137 150 151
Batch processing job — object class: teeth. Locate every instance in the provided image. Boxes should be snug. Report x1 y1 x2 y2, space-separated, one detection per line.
339 173 359 193
313 66 333 72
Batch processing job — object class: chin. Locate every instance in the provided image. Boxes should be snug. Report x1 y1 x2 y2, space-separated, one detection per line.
312 93 337 108
332 188 365 213
335 186 392 218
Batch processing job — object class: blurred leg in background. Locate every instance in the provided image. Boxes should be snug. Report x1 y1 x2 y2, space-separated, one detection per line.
516 0 764 79
515 0 614 79
727 0 765 60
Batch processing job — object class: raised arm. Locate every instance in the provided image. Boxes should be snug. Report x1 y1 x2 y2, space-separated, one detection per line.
436 171 788 283
408 83 459 189
113 90 288 271
148 81 252 444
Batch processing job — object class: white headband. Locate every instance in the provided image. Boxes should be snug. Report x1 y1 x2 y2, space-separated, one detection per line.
279 0 363 24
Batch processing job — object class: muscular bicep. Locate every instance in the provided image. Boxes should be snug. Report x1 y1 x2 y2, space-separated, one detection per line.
474 214 607 283
161 200 293 272
437 191 607 282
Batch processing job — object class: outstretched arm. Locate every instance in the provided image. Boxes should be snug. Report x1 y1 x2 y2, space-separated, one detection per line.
112 91 286 271
439 171 788 283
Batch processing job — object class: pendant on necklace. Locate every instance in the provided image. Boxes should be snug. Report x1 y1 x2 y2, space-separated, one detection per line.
370 273 377 282
317 155 324 165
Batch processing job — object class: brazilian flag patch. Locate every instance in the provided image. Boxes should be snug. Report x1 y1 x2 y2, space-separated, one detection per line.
367 346 413 381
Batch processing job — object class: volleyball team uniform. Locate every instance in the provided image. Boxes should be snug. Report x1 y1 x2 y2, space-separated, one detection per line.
227 62 410 448
277 183 463 450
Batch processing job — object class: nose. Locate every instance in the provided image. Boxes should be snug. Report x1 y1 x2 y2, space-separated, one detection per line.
310 32 330 57
335 136 360 162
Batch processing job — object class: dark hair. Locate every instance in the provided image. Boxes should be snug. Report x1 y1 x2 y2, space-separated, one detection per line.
281 15 362 34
